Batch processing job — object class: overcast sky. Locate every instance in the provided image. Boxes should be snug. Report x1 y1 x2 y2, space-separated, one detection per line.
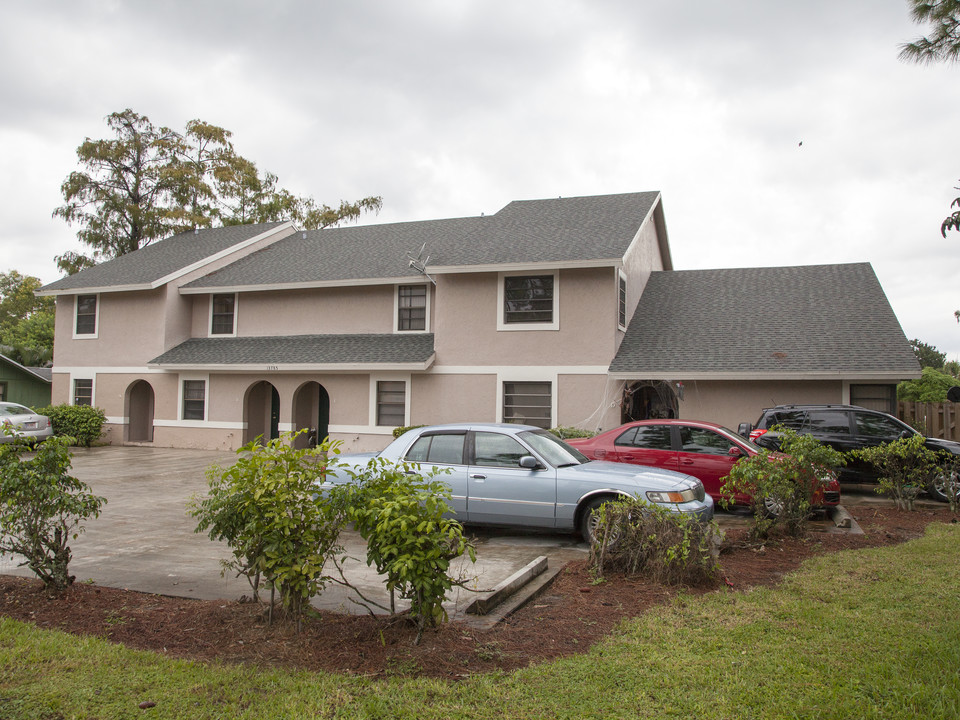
3 1 960 358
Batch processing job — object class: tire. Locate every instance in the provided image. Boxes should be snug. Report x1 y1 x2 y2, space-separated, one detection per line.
928 470 960 503
761 495 784 519
579 496 617 546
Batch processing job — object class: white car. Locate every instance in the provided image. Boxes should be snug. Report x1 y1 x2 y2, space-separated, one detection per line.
327 423 714 542
0 402 54 444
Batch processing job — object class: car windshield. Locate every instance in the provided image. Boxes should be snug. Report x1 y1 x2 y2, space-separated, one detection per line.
519 430 589 467
0 404 31 417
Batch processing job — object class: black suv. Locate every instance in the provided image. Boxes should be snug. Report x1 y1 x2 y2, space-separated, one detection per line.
738 404 960 502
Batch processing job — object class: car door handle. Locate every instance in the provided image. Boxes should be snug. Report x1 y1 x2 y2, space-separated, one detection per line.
470 474 486 481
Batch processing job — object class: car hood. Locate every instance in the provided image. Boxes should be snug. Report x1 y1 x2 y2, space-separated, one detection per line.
562 459 701 491
925 437 960 455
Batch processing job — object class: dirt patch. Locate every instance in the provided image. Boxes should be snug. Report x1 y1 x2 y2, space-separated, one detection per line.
0 506 953 680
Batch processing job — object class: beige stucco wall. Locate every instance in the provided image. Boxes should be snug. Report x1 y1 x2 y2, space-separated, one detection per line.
433 268 618 366
677 379 845 430
619 215 665 330
410 374 498 424
557 374 618 429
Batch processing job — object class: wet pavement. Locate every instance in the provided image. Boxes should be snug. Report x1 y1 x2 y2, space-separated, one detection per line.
0 446 924 618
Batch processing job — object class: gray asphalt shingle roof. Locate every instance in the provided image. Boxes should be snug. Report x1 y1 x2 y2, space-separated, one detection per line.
39 222 286 293
182 192 662 289
149 334 435 367
610 263 920 377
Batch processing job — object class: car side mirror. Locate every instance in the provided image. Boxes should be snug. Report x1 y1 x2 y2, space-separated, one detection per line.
899 430 912 440
737 422 752 438
519 455 541 470
728 446 743 457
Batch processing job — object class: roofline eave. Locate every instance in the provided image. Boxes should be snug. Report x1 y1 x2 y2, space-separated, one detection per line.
148 354 437 373
607 370 921 381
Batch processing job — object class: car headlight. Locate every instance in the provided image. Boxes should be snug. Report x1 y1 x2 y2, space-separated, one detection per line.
646 488 698 503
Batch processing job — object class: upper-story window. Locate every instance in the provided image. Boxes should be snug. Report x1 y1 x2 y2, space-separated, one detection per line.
211 293 236 336
618 272 627 329
498 272 559 331
397 285 427 332
75 294 98 336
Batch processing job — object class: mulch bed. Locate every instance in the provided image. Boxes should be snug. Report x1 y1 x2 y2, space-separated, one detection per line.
0 505 953 679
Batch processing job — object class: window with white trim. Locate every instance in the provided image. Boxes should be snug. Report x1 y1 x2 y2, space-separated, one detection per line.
211 293 236 335
397 285 427 331
182 380 206 420
503 275 554 324
376 380 406 426
502 381 552 429
75 295 98 335
73 379 93 406
618 272 627 329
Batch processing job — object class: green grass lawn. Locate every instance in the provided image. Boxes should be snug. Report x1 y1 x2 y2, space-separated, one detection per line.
3 523 959 719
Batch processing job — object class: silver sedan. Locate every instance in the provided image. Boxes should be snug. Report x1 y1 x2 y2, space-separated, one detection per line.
0 402 54 444
328 423 714 542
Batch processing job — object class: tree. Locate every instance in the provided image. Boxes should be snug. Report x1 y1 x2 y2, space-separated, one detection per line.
910 338 947 369
53 109 382 274
899 0 960 64
0 270 55 365
898 366 958 401
900 3 960 237
0 436 106 590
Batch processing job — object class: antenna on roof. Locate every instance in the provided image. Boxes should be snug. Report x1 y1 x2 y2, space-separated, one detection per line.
406 243 436 285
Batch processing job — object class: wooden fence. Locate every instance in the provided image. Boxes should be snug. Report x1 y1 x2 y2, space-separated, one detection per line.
898 401 960 442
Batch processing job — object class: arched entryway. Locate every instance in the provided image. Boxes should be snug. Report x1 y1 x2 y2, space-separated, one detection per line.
292 381 330 449
244 381 280 445
125 380 155 443
621 380 679 423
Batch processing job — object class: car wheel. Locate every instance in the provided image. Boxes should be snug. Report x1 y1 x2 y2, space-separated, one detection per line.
579 496 618 546
762 495 784 518
928 470 960 503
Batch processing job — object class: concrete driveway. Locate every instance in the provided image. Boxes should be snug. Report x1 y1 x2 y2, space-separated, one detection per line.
0 446 589 618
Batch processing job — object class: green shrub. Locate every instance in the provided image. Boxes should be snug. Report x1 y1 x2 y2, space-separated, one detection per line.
0 436 106 590
549 426 596 439
35 404 106 447
721 427 845 538
334 457 475 643
190 432 346 629
588 497 721 585
853 434 941 511
393 425 426 438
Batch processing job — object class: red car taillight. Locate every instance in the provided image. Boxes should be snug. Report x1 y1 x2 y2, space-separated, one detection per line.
749 428 766 441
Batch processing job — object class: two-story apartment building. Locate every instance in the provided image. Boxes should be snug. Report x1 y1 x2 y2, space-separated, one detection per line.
39 191 919 451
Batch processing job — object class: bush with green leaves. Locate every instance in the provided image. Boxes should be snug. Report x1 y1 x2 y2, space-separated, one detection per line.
549 426 596 440
587 497 721 585
334 457 475 643
721 427 845 538
0 436 106 590
34 404 106 447
392 425 426 438
190 432 346 628
853 433 941 511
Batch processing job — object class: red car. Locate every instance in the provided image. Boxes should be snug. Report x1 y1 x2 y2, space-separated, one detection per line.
566 419 840 510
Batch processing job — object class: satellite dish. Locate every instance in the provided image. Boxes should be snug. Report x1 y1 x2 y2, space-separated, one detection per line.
948 386 960 403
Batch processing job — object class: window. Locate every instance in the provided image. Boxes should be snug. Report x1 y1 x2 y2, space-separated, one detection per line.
406 432 466 464
504 275 554 324
397 285 427 331
503 381 551 429
211 294 236 335
473 431 528 467
619 424 673 450
75 295 97 335
803 410 850 435
376 380 406 426
618 273 627 328
182 380 206 420
855 412 909 440
73 379 93 406
0 382 5 401
679 427 735 456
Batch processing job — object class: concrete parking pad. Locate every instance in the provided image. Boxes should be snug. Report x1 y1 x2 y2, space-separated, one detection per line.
0 446 588 617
